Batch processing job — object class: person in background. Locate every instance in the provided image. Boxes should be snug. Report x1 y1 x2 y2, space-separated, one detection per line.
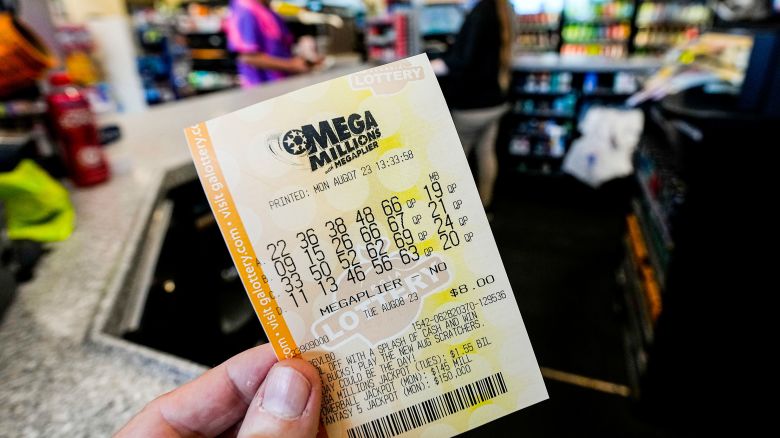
431 0 514 210
226 0 310 87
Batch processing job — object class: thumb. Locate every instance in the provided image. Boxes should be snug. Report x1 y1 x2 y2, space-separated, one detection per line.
237 358 323 438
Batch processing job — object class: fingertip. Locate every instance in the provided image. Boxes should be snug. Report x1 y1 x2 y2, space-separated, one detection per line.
237 359 323 438
224 343 280 403
286 358 324 420
262 359 323 420
282 357 323 399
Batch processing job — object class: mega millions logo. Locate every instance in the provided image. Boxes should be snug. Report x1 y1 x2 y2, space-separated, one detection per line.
269 111 382 174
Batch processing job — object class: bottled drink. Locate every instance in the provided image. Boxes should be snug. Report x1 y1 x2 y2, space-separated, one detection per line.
46 72 109 186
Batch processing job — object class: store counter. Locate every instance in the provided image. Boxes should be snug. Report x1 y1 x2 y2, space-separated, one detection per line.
0 61 364 436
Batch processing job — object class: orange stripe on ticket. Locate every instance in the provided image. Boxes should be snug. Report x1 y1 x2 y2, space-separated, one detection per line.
184 122 297 359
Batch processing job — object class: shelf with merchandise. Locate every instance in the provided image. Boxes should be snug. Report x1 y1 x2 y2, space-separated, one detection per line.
366 36 397 46
370 3 462 46
514 9 562 53
632 0 711 53
508 135 570 159
514 89 575 97
512 90 578 120
581 88 636 98
365 9 416 62
561 21 632 43
563 0 636 23
562 37 630 44
502 62 652 175
631 198 669 286
516 33 561 53
634 168 676 250
517 23 560 32
619 238 654 394
622 225 660 343
129 0 239 104
516 11 561 32
513 110 577 119
516 45 561 54
616 89 714 396
634 1 711 28
635 21 707 29
564 17 632 25
560 0 636 57
561 42 628 58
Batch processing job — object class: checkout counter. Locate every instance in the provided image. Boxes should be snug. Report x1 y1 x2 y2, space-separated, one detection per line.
0 60 363 435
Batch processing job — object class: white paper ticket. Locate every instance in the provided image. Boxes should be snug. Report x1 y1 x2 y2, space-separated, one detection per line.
184 54 547 438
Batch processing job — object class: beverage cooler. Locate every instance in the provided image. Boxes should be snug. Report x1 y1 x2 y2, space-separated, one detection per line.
513 0 713 57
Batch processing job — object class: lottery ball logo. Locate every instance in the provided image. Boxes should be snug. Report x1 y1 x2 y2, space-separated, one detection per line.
282 129 309 155
269 111 382 173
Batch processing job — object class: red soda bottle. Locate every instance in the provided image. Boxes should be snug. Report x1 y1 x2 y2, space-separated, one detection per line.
46 72 110 186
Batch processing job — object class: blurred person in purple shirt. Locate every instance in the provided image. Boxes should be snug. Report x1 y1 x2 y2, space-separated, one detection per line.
226 0 310 87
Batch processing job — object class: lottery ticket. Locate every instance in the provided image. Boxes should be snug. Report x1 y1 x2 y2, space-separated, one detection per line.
184 54 547 438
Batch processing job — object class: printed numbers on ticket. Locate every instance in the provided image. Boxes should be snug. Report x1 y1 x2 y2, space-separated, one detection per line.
184 54 547 438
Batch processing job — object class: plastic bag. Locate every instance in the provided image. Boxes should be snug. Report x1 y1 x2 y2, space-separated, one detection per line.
0 160 75 242
562 107 644 188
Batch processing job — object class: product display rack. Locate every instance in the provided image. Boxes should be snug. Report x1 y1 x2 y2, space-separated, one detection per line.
129 0 238 104
516 11 561 54
630 82 780 421
176 1 238 96
366 1 460 63
512 0 713 58
560 0 636 58
133 16 188 105
619 99 689 396
365 0 412 62
366 12 413 62
183 29 239 95
501 56 657 175
632 0 712 55
618 136 672 394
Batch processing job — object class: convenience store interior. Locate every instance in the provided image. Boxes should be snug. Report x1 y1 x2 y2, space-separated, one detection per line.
2 0 779 436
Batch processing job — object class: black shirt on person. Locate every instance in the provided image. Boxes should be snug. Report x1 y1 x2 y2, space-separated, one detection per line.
440 0 507 110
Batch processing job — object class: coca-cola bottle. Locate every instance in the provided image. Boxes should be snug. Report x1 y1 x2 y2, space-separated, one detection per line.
46 72 109 186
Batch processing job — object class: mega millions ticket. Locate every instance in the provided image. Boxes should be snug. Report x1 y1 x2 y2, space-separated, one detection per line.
184 54 547 438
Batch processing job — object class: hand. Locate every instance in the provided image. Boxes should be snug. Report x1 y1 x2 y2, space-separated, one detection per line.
309 55 326 67
287 57 310 74
115 344 322 438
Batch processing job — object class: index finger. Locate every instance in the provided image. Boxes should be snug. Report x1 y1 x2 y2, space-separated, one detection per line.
116 344 278 438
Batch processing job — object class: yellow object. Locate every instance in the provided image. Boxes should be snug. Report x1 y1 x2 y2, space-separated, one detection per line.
64 51 101 86
272 2 303 17
0 13 57 96
0 160 75 242
626 214 663 322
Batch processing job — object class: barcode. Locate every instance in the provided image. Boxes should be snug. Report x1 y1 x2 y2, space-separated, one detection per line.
346 372 508 438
